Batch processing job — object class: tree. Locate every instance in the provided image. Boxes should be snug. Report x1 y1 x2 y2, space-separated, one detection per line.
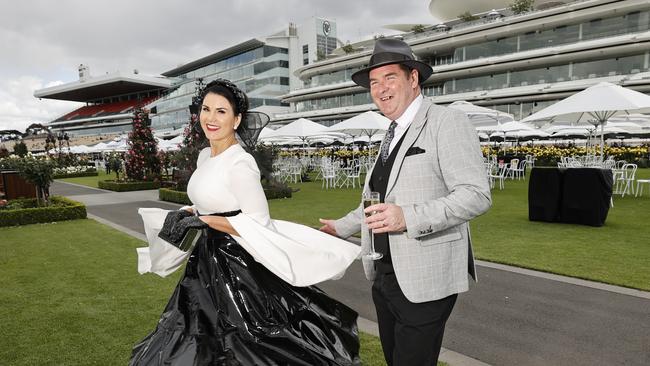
12 141 28 157
16 155 56 206
510 0 535 14
411 24 426 33
458 11 479 22
125 108 161 181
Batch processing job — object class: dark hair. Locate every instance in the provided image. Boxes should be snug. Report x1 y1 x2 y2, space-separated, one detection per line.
199 79 249 134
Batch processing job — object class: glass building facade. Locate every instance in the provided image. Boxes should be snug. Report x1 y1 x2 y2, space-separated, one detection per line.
449 10 650 64
286 6 650 120
150 45 290 131
298 10 650 91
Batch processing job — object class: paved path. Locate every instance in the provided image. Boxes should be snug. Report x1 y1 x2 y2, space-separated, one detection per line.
52 181 650 366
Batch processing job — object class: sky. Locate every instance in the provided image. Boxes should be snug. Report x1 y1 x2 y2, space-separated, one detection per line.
0 0 435 133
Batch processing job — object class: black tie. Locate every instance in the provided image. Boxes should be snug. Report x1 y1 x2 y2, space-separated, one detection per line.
380 121 397 164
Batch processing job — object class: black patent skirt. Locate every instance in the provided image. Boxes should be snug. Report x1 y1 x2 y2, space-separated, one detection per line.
129 228 360 366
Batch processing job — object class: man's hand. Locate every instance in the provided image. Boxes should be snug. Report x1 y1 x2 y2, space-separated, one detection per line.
319 218 339 237
364 203 406 234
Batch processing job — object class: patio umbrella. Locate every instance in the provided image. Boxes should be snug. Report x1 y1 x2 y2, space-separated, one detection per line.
271 118 326 138
270 118 334 147
548 127 592 138
478 121 535 154
327 111 390 139
327 111 390 156
258 127 278 140
521 82 650 159
449 101 514 128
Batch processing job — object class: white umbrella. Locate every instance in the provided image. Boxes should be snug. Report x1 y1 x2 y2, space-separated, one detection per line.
448 101 514 128
507 129 551 140
270 118 332 147
271 118 326 138
478 121 534 133
550 127 593 138
607 113 650 127
70 145 92 154
521 82 650 158
258 127 278 139
593 126 631 137
351 134 385 144
327 111 390 139
328 111 390 156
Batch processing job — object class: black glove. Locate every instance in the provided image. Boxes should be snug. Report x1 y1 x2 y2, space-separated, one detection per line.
168 216 208 248
158 210 194 247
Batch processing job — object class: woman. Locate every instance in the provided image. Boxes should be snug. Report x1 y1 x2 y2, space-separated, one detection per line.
130 79 361 366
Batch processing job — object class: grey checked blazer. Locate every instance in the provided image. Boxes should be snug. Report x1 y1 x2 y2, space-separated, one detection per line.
334 99 492 303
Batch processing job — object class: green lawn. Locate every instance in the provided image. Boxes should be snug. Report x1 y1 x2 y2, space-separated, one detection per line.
56 169 650 290
267 170 650 291
58 170 115 188
0 220 391 365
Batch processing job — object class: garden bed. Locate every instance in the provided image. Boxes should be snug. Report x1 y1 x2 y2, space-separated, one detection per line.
158 183 291 206
0 196 86 227
53 170 98 179
98 180 160 192
158 188 192 205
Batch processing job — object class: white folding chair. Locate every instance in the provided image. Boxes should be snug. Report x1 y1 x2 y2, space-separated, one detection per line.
320 164 337 190
617 163 637 197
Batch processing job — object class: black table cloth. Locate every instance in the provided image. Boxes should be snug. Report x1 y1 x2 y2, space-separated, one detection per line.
528 167 613 227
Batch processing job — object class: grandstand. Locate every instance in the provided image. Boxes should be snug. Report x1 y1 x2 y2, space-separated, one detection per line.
33 64 171 148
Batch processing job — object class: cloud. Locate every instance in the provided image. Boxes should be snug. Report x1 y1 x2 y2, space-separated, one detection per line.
0 0 435 130
0 76 82 132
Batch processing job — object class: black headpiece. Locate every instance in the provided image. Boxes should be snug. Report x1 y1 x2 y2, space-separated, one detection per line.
192 78 269 152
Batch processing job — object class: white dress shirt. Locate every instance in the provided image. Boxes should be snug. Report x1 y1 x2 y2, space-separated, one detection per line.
388 94 423 155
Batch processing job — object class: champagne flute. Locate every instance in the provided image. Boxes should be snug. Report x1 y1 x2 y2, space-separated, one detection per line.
362 191 383 260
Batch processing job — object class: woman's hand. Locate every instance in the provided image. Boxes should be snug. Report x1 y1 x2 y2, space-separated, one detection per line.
198 215 239 237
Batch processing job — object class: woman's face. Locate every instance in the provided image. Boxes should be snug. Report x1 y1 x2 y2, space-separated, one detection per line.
199 92 241 143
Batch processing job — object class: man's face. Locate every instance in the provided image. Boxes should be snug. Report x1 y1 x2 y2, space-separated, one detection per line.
369 64 420 121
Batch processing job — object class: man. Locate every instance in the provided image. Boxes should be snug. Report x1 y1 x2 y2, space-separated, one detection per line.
319 38 491 365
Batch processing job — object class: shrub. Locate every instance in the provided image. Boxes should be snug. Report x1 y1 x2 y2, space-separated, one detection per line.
510 0 535 14
53 166 97 179
458 11 479 22
263 182 292 200
411 24 426 33
0 154 56 205
98 180 160 192
159 188 192 205
53 171 99 179
0 196 86 227
12 141 28 157
341 44 355 54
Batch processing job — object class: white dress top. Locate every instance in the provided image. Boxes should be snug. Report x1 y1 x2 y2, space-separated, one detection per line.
139 144 360 286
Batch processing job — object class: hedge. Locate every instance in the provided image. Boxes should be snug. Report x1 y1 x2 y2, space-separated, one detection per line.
53 171 99 179
0 196 86 227
158 185 291 206
264 185 292 200
98 180 161 192
158 188 192 205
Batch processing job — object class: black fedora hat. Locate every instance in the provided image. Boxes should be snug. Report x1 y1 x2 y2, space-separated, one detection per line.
351 38 433 88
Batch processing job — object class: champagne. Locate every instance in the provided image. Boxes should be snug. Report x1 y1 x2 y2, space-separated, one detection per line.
363 198 380 217
362 191 383 261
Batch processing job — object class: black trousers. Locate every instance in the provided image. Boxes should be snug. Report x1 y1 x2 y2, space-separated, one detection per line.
372 272 457 366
